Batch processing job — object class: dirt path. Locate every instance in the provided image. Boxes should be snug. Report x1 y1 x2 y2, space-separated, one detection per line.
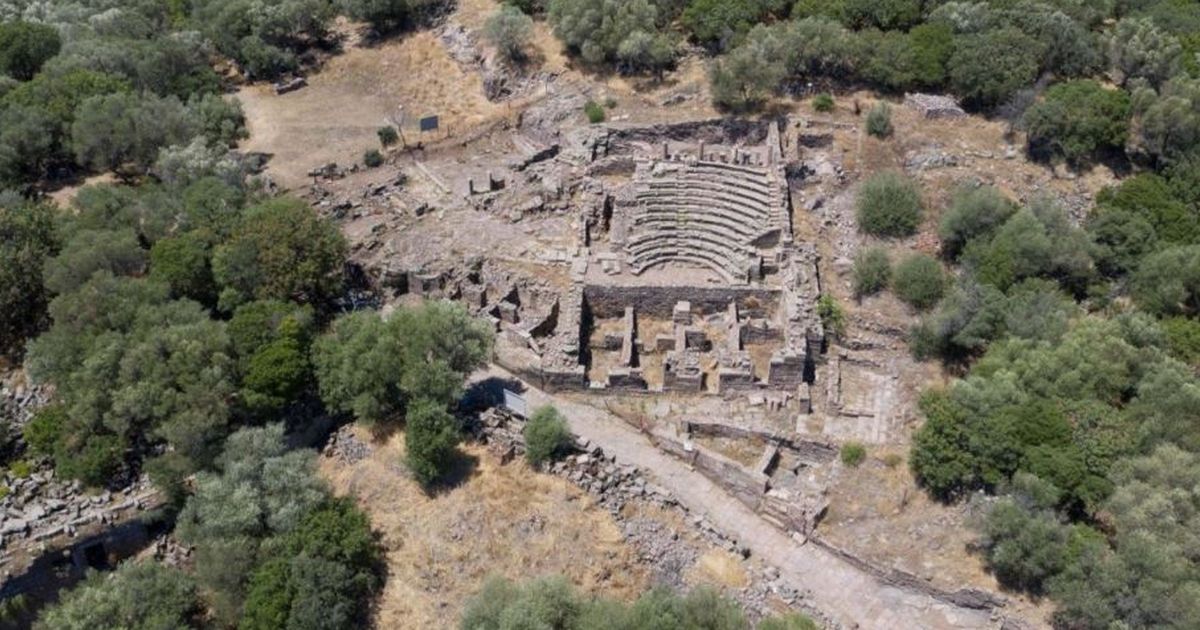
481 366 1004 630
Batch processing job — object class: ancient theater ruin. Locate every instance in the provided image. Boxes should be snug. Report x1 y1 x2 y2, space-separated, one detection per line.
471 121 826 400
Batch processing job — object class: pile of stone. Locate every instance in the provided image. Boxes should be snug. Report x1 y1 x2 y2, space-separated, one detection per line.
904 146 960 172
549 449 677 513
307 162 342 179
272 76 307 95
0 380 50 430
904 93 966 119
322 424 373 464
1 472 160 563
151 534 192 568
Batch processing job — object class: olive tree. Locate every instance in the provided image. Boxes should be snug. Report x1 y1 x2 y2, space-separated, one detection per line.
483 5 534 62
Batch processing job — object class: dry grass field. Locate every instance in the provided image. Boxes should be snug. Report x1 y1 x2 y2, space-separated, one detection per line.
318 426 650 628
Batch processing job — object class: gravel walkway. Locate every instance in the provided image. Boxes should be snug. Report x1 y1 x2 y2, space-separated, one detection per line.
481 366 1004 630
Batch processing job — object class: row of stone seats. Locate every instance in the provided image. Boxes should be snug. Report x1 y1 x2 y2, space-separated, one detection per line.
691 159 773 180
626 230 751 280
689 162 774 192
642 180 774 214
628 246 743 283
638 187 771 224
661 168 775 204
633 210 758 242
627 228 750 261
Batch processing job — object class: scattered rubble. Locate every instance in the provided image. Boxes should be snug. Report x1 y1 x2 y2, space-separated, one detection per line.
0 472 163 594
323 424 374 464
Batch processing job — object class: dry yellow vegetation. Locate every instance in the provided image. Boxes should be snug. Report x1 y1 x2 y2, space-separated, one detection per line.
318 426 650 628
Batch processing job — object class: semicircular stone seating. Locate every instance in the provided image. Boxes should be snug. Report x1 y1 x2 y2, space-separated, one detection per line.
627 160 780 283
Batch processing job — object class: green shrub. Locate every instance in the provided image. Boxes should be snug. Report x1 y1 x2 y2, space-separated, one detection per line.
524 406 573 466
759 612 820 630
841 442 867 467
856 171 923 237
853 247 892 297
56 434 125 488
463 577 751 630
36 561 199 629
150 232 216 305
483 5 535 62
812 93 835 112
883 453 903 468
584 100 606 123
1023 80 1130 165
377 126 399 147
240 334 310 414
23 404 66 458
866 102 893 138
7 460 32 478
241 498 382 630
1132 245 1200 317
0 592 24 624
817 294 846 338
0 21 62 81
938 185 1018 260
405 399 461 485
893 253 946 310
363 149 384 168
1162 316 1200 365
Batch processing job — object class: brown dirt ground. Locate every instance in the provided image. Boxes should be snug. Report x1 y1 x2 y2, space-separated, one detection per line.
236 22 506 188
318 426 650 628
235 2 722 188
819 454 1058 624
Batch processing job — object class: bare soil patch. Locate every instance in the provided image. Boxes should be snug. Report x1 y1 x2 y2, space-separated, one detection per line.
237 29 505 188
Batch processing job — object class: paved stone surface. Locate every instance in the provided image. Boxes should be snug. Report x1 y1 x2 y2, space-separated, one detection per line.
482 365 1002 630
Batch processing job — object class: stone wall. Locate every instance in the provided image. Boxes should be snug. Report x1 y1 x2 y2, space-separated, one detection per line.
583 284 780 319
607 118 778 150
767 351 808 390
683 421 837 464
809 537 1007 611
1 476 163 598
0 519 152 600
650 428 767 516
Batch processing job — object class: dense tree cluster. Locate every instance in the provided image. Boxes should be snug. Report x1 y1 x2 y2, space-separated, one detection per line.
0 3 247 191
11 174 346 486
37 424 383 629
546 0 678 74
16 169 482 628
462 575 817 630
906 84 1200 627
691 0 1200 171
313 301 491 484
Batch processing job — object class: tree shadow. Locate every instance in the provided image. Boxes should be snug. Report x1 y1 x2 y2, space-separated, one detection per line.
460 375 525 413
366 419 404 443
421 448 480 497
